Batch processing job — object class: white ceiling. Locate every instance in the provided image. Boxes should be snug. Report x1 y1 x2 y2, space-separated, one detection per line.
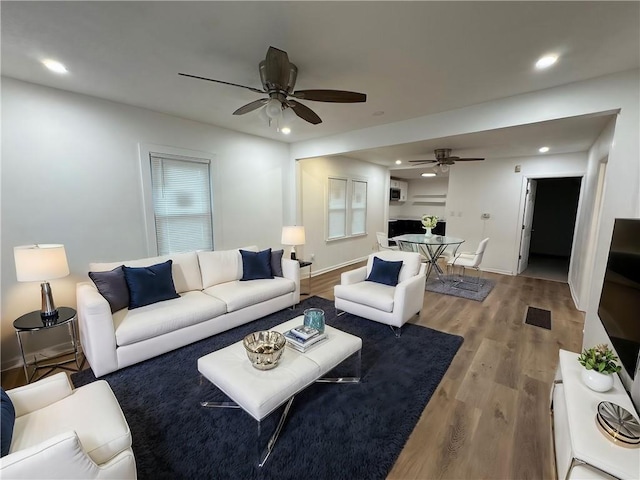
2 1 639 166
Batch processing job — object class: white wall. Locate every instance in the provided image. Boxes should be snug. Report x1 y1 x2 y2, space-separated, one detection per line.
298 156 388 274
389 176 449 221
446 153 588 275
1 78 291 369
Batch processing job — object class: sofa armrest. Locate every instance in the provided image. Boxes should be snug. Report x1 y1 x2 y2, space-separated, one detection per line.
76 282 119 377
6 373 72 417
393 269 427 322
341 266 367 285
0 431 106 479
282 258 301 303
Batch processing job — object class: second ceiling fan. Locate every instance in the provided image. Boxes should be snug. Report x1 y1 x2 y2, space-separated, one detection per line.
409 149 485 168
179 46 367 125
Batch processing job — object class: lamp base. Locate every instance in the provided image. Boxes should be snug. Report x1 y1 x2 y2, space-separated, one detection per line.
40 282 58 320
290 246 297 260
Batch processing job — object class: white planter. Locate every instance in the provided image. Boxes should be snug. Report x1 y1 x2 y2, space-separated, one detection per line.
581 368 614 392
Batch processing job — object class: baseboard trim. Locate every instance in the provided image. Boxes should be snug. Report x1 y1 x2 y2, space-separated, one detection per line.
311 256 369 277
1 342 82 373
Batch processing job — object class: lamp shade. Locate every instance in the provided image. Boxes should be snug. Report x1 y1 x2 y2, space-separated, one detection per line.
14 244 70 282
281 226 306 246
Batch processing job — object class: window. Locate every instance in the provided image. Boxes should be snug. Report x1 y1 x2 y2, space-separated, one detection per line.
327 177 367 240
150 154 213 255
328 178 347 239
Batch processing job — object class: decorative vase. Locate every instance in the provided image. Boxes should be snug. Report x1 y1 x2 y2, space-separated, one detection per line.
581 369 614 392
303 308 325 334
423 227 432 236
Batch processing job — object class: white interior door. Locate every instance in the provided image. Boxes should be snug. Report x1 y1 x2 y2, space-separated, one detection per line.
518 178 537 274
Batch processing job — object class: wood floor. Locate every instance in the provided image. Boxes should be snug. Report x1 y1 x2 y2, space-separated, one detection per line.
1 262 584 479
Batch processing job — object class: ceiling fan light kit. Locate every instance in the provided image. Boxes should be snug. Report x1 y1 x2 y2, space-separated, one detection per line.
179 46 367 128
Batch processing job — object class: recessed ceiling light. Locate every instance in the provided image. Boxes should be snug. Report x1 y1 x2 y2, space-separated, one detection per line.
280 127 291 135
42 59 68 74
372 111 385 116
421 172 436 177
395 160 402 165
539 146 550 153
535 54 558 70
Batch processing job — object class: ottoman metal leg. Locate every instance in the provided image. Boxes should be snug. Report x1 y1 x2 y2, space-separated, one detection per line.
316 349 361 384
258 396 295 467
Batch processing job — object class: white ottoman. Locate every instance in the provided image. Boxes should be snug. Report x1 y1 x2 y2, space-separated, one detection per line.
198 317 362 466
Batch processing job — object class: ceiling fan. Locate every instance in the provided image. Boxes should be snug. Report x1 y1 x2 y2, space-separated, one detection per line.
179 46 367 125
409 149 485 169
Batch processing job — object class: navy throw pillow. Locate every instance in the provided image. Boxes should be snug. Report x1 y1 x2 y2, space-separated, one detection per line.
1 388 15 457
123 260 180 309
89 266 130 313
271 249 284 277
366 256 404 287
240 248 273 281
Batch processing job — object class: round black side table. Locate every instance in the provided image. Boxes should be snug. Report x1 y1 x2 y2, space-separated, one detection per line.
13 307 84 383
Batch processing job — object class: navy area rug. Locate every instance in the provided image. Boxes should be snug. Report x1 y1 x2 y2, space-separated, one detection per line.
72 296 463 480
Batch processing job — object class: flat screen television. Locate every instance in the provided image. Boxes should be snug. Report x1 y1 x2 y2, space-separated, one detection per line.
597 218 640 381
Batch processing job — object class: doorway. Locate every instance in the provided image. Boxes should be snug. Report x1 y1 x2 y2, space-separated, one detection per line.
518 177 582 282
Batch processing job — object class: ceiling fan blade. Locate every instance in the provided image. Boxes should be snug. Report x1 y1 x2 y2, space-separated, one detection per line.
288 100 322 125
408 160 437 165
233 99 268 115
263 46 291 90
455 158 485 162
178 73 265 94
291 90 367 103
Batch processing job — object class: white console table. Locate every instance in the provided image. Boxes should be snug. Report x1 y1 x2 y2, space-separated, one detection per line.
551 349 640 480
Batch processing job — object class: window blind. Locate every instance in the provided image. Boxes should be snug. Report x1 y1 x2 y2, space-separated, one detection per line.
351 180 367 235
150 155 213 255
328 178 347 239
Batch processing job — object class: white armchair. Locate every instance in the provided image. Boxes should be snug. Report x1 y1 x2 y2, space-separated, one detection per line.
334 251 426 336
1 373 136 479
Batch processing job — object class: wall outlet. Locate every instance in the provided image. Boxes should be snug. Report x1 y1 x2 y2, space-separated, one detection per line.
310 253 315 261
515 165 521 172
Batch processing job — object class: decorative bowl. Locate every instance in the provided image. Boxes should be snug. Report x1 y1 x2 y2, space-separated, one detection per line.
242 331 286 370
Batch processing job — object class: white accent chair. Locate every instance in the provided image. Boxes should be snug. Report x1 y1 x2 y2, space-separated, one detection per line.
334 251 427 337
376 232 399 251
447 237 490 291
0 373 136 479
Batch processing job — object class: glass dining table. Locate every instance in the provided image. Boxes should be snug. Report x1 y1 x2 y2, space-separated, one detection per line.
392 233 465 281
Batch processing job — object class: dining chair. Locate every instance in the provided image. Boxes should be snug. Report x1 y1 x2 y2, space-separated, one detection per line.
376 232 399 251
447 238 490 291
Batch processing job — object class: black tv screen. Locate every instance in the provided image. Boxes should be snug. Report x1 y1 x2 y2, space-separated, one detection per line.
597 219 640 379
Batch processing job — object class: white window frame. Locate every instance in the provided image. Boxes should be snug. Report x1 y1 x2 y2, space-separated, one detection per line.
326 176 368 241
139 144 217 256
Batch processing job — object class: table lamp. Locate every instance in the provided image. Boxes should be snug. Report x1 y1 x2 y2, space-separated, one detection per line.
281 226 305 260
14 244 70 319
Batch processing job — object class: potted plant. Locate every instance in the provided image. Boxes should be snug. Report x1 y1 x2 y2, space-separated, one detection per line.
577 344 621 392
421 215 438 236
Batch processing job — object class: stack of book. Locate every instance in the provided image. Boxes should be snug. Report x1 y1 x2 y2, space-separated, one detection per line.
284 325 327 353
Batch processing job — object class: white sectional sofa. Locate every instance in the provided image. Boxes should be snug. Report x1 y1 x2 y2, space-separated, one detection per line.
76 246 300 377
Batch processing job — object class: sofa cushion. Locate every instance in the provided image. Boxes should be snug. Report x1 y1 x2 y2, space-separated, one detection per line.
240 249 273 281
123 260 180 309
271 249 284 277
10 380 130 464
114 291 227 346
334 281 396 313
203 277 295 313
88 266 130 313
90 251 203 294
1 388 15 457
366 251 421 284
366 256 403 286
198 246 259 289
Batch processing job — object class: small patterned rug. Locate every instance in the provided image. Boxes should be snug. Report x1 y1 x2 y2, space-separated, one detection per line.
425 274 496 302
